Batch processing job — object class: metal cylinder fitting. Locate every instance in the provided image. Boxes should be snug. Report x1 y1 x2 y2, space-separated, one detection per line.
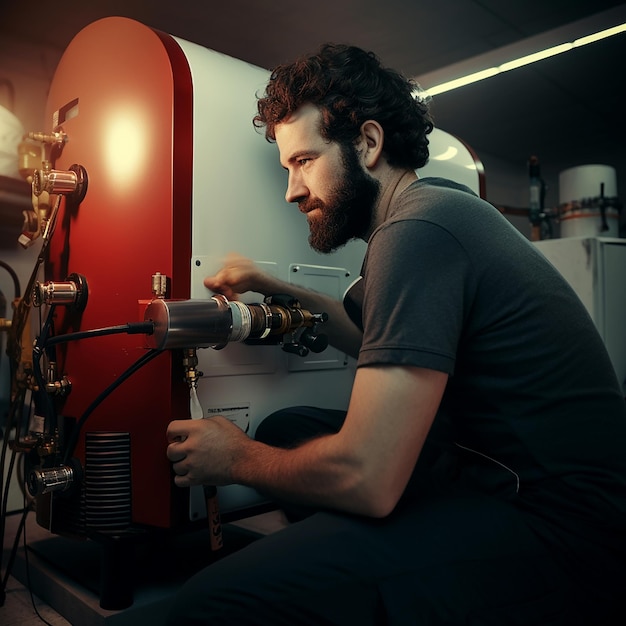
143 296 234 350
28 465 75 496
32 164 88 203
33 168 78 196
32 273 88 311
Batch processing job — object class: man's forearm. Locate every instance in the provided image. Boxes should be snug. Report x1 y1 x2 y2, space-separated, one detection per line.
231 432 381 517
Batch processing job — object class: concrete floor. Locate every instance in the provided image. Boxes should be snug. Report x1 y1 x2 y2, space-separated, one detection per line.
2 508 288 625
3 573 71 626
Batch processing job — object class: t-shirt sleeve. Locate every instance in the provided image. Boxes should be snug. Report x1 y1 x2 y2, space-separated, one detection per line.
357 218 473 373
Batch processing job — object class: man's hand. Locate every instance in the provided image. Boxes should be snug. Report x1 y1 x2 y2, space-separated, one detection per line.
203 253 279 300
166 416 251 488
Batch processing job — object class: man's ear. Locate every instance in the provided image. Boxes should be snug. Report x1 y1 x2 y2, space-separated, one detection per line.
358 120 384 169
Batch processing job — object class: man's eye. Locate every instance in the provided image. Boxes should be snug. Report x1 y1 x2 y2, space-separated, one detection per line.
298 158 311 166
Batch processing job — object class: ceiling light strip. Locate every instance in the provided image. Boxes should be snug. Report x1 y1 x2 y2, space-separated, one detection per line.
423 21 626 97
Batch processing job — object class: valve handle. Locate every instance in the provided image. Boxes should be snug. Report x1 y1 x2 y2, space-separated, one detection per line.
282 342 309 357
299 329 329 354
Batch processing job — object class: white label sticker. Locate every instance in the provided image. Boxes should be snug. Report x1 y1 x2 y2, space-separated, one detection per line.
205 403 251 433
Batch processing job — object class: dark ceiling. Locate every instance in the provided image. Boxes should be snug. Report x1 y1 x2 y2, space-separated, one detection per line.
1 0 625 202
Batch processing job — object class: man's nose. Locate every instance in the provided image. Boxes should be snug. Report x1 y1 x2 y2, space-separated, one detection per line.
285 172 308 204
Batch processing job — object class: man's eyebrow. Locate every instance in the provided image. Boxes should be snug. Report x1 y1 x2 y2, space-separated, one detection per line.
280 152 307 169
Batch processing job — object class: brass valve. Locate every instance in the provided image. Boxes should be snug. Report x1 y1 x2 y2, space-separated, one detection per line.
32 163 88 203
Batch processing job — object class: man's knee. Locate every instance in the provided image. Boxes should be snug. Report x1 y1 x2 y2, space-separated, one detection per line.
254 405 346 447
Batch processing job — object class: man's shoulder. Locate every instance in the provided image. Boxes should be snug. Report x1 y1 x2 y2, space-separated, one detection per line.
405 177 479 203
388 176 487 227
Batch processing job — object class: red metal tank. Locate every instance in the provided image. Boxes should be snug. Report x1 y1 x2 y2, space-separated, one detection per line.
43 16 193 531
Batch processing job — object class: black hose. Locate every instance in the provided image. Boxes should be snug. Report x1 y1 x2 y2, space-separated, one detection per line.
62 348 162 464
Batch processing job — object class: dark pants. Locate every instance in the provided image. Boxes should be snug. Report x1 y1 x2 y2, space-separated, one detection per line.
166 407 620 625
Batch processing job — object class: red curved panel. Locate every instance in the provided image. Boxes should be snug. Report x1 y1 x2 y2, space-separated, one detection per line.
45 17 193 528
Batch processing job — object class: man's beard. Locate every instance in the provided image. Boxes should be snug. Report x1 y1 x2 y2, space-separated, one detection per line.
300 144 380 254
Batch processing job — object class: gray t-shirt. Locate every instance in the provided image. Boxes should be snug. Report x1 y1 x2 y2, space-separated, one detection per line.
344 177 626 546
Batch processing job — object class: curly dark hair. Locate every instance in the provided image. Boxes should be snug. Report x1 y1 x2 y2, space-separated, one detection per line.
254 43 433 170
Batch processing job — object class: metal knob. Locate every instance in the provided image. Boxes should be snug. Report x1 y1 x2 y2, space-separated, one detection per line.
32 163 88 203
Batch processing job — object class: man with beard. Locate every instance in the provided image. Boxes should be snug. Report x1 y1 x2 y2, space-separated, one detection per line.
165 44 626 625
